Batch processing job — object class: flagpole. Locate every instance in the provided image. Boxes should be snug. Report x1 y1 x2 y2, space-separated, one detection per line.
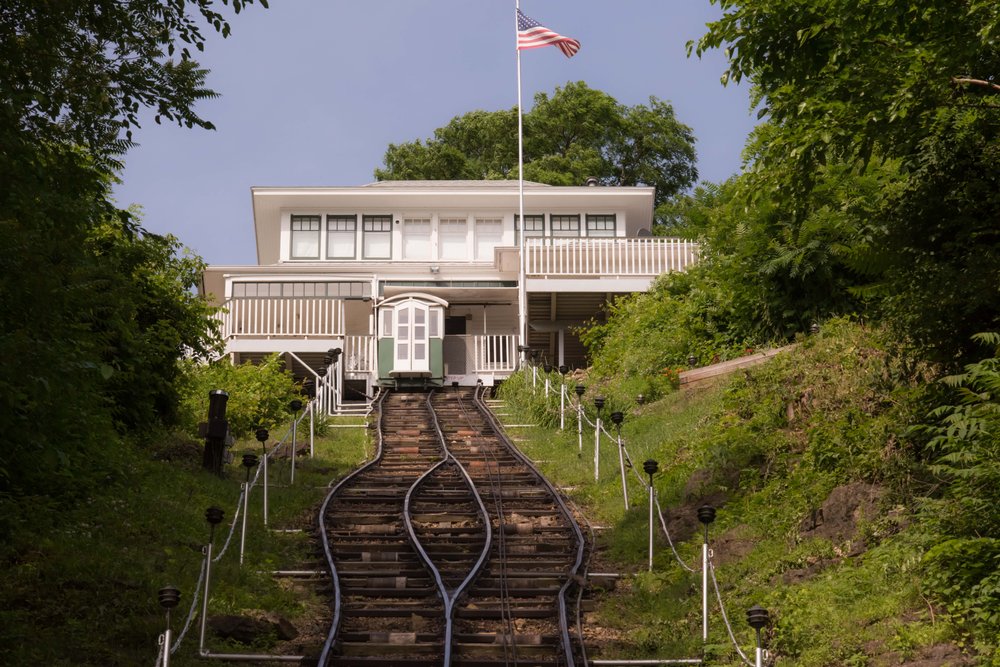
515 0 527 365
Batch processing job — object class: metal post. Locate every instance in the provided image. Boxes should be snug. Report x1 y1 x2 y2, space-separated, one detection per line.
309 401 315 457
532 365 537 390
239 482 249 565
757 646 763 667
161 629 172 667
697 505 716 646
747 605 770 667
290 416 297 484
560 383 565 430
617 434 630 511
594 416 601 482
262 454 269 526
198 543 213 653
643 460 659 572
200 507 223 653
577 402 583 454
545 377 550 397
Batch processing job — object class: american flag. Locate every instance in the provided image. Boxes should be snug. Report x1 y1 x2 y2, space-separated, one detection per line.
516 9 581 58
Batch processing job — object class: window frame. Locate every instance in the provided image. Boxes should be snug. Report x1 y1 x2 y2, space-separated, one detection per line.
515 214 546 245
325 214 357 259
585 214 617 238
549 214 581 238
362 214 393 260
290 214 321 260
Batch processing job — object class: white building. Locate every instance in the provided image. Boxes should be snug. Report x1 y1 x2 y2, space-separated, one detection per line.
200 180 697 411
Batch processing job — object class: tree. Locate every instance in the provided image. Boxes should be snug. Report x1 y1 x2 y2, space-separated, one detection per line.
0 1 263 500
694 0 1000 361
375 81 698 208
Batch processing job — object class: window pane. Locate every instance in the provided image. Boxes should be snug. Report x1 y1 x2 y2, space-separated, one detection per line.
403 218 431 260
550 214 580 237
429 311 439 337
382 311 392 336
586 214 616 237
233 283 246 297
397 342 408 358
363 215 392 259
475 218 503 260
327 216 357 259
439 218 468 260
414 343 426 361
291 215 321 258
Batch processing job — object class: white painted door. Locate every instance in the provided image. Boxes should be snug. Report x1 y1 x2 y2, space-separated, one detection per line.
393 302 430 373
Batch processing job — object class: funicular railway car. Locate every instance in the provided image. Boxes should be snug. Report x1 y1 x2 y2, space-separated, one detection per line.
376 293 447 388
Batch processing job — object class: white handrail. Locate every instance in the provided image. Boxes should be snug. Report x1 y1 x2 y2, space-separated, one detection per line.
215 298 346 339
524 238 699 277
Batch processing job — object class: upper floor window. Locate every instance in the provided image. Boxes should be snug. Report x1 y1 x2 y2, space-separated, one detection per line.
586 214 617 238
475 217 504 261
550 214 581 238
402 217 431 260
515 214 545 244
439 217 468 260
290 215 321 259
363 215 392 259
326 215 357 259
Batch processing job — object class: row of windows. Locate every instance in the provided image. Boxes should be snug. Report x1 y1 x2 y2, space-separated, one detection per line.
289 213 617 261
231 281 372 298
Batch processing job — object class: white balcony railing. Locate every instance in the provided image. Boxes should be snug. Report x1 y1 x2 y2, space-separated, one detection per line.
524 237 698 277
473 335 518 373
343 335 376 375
216 297 345 339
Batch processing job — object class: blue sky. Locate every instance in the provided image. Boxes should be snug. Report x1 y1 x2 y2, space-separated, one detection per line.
114 1 756 265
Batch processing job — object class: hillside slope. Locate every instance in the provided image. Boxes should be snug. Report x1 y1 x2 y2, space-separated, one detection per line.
499 320 998 666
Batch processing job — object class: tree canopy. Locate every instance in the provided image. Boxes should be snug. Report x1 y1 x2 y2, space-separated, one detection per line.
375 81 698 209
690 0 1000 361
1 1 265 500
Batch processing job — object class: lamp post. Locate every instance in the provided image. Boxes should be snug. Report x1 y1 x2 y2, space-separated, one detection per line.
289 399 302 484
328 348 342 412
543 362 552 397
199 506 224 653
255 428 269 526
157 585 180 667
574 384 585 455
239 453 259 566
747 605 770 667
593 396 605 481
610 411 629 510
698 504 717 645
643 459 659 571
304 379 317 457
558 364 569 430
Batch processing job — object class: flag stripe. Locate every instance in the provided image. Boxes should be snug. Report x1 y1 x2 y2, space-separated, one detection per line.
516 9 580 58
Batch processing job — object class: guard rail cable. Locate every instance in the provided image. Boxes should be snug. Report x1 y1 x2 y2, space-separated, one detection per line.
153 396 320 666
505 388 758 666
474 385 587 667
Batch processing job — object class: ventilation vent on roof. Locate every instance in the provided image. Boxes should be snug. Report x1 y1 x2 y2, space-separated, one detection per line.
585 176 599 186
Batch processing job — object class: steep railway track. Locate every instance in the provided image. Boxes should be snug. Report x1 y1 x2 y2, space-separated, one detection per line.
317 387 587 666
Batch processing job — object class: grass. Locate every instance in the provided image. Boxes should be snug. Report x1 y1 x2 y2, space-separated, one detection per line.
497 321 986 666
0 415 369 666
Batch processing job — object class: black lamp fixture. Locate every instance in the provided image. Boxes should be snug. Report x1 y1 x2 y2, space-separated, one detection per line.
610 410 624 428
636 394 645 406
594 396 605 415
205 506 224 543
643 459 659 478
158 585 180 611
697 504 716 543
747 604 770 661
518 344 530 354
688 354 697 367
543 362 553 373
303 379 316 399
809 322 820 335
574 383 585 398
317 367 327 378
241 452 258 484
330 348 342 363
289 399 303 413
255 427 269 454
559 364 568 375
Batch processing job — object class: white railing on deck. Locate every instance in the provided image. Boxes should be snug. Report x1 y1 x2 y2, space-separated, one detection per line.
524 237 698 277
343 335 375 375
215 298 345 339
473 335 518 373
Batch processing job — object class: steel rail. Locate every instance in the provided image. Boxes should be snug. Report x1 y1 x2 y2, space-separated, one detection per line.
474 385 588 667
316 389 389 665
404 389 494 667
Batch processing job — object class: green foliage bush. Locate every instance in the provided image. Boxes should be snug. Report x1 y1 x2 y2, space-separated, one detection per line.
177 355 301 438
